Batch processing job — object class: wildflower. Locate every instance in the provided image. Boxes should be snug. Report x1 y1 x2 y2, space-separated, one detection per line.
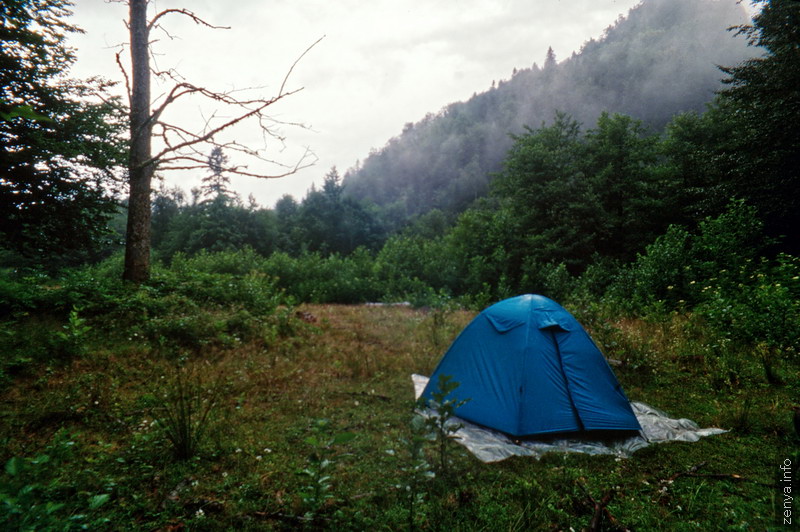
255 455 262 461
222 472 228 478
195 509 205 519
235 448 242 453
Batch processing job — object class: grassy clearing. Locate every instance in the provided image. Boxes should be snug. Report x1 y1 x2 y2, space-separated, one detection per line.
1 303 795 530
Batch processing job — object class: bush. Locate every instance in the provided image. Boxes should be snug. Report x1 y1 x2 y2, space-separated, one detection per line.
168 247 268 276
1 430 112 530
519 261 578 304
607 201 799 385
264 249 383 304
610 201 766 312
374 235 455 299
0 250 297 375
0 270 47 316
695 254 800 382
609 224 693 311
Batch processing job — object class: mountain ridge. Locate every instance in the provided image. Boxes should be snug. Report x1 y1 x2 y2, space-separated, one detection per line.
342 0 756 222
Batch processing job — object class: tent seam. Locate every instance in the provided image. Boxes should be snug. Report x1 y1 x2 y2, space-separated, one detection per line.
518 296 532 435
551 328 586 431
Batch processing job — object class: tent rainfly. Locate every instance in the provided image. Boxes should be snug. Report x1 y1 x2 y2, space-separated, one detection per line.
420 294 642 437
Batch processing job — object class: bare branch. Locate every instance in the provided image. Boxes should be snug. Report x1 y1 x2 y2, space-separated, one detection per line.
147 89 300 166
279 35 325 97
115 49 132 104
158 153 316 179
148 8 230 33
152 115 318 179
149 82 202 122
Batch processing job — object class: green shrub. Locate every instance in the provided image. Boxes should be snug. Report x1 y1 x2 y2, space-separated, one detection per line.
520 261 578 303
385 413 435 531
609 224 693 310
169 247 268 276
610 201 767 312
0 251 296 380
374 235 455 299
264 249 383 304
0 430 112 530
52 306 92 359
419 374 469 477
695 254 800 382
0 270 47 316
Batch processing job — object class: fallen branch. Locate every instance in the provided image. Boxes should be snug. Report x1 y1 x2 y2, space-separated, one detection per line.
661 462 774 488
663 461 707 483
579 483 628 532
344 391 392 402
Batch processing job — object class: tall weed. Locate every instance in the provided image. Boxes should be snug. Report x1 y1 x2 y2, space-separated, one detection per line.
148 363 228 461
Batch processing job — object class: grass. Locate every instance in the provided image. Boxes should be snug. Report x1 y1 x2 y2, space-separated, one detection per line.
0 302 795 530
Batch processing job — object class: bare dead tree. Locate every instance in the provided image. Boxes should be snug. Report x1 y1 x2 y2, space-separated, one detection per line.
121 0 318 282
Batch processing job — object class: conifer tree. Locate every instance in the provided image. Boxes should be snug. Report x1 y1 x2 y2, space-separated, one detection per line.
719 0 800 251
0 0 126 269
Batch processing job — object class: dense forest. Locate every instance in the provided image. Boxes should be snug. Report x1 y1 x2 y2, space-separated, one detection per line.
1 0 799 529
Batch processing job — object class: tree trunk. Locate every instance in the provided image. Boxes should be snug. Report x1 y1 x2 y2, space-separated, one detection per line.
123 0 154 283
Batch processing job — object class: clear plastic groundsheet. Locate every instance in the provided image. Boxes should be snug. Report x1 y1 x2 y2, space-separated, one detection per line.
412 374 726 463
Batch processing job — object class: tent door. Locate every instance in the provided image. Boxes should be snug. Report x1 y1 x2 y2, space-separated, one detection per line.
547 327 586 431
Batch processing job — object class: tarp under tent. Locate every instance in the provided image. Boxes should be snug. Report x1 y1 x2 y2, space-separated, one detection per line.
413 374 726 463
417 294 725 461
420 294 642 437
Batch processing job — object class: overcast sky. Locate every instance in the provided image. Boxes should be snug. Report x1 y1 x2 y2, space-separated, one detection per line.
67 0 745 207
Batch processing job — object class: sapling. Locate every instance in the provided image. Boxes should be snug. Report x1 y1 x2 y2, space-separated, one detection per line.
387 413 436 531
420 374 469 476
297 418 355 521
54 306 91 358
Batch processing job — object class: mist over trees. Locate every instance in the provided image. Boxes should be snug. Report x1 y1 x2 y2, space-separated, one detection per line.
342 0 755 222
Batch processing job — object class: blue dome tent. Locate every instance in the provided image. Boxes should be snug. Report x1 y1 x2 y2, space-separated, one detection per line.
420 294 642 437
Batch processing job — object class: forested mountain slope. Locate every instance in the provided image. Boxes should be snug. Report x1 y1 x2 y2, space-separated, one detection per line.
342 0 755 220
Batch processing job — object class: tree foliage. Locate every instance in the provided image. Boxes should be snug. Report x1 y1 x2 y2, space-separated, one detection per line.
200 147 232 201
0 0 127 269
718 0 800 251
